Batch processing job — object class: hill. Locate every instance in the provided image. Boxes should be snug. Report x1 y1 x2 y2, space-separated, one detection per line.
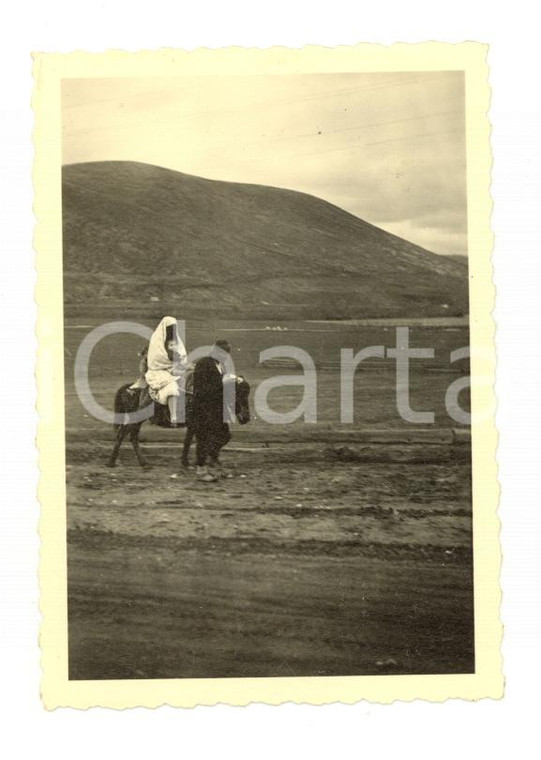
62 161 468 319
447 254 469 268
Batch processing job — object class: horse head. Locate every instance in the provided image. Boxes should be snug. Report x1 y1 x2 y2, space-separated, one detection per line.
235 376 251 425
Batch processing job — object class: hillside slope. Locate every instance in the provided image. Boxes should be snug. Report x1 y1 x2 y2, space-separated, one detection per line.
62 161 468 319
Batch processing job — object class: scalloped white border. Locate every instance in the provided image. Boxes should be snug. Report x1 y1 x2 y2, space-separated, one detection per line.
33 42 501 709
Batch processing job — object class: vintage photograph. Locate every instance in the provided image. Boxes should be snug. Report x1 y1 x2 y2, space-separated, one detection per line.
35 45 500 706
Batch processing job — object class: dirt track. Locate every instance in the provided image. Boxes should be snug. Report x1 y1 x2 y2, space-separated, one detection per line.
67 443 474 680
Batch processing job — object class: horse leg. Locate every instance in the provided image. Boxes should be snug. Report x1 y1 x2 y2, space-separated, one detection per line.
181 425 194 468
107 425 128 467
129 424 150 468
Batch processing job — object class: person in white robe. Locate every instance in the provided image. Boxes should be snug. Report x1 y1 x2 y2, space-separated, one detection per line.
145 316 188 424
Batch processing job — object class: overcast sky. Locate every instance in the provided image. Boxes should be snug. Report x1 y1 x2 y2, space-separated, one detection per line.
62 72 467 256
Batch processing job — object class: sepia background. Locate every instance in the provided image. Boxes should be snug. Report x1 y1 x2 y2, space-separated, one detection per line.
61 67 474 682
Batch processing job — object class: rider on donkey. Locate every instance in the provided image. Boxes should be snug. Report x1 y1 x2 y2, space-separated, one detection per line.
144 316 189 426
109 332 249 473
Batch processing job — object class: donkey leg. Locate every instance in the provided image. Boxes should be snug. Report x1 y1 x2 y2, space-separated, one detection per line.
208 425 231 464
107 425 128 467
181 426 194 468
208 430 233 478
129 424 150 468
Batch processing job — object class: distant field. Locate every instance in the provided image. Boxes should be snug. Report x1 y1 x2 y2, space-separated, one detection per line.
64 317 471 437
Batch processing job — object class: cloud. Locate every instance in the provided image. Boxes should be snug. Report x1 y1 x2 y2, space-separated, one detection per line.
62 72 467 256
378 219 468 257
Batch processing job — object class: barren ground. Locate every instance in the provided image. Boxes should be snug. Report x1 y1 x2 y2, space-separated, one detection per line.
67 443 473 680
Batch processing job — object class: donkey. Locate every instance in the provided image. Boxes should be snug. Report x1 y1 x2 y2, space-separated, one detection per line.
107 375 250 471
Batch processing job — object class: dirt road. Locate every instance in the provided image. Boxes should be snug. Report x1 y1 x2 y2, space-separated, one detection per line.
67 444 473 680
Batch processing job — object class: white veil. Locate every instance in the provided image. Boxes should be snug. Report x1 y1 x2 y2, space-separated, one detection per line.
146 316 187 374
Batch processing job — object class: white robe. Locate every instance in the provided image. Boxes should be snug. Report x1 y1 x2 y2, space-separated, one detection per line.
145 316 188 405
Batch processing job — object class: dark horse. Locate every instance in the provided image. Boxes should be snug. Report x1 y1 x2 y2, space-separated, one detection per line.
107 373 250 470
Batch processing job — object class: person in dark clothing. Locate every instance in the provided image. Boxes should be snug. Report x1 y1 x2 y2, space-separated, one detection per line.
192 340 236 481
